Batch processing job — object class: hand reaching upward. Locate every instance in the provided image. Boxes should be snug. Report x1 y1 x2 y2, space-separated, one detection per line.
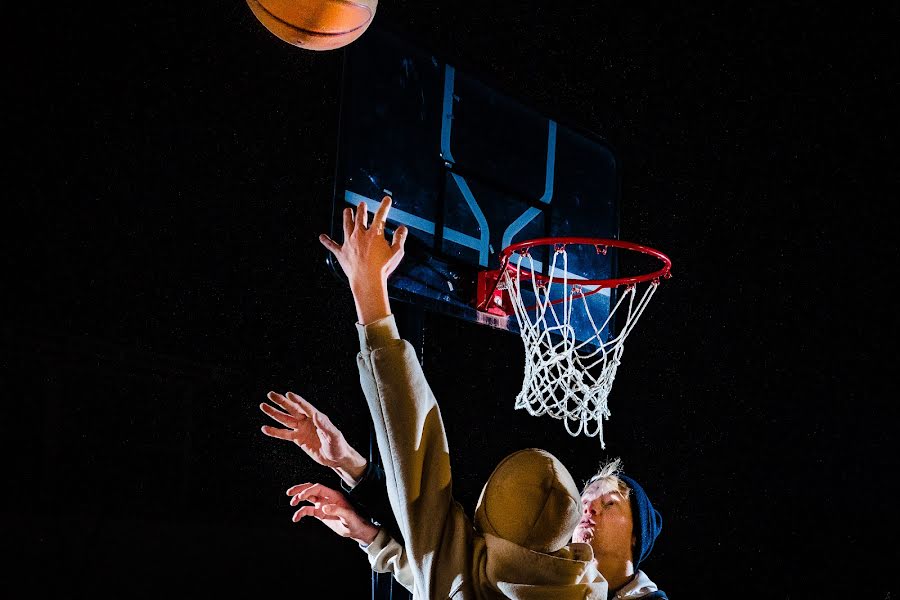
319 196 408 324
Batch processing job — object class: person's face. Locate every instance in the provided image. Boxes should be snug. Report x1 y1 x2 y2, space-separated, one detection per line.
572 479 634 563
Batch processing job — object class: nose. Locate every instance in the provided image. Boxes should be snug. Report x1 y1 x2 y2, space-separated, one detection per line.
582 504 595 517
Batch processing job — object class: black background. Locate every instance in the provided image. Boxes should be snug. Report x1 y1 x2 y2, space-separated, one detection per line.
5 2 897 598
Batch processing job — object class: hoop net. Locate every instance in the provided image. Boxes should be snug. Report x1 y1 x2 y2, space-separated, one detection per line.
501 246 662 447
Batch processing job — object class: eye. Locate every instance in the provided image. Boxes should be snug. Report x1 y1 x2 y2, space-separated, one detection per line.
602 497 620 508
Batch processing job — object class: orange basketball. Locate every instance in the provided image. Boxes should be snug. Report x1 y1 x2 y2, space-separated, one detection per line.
246 0 378 51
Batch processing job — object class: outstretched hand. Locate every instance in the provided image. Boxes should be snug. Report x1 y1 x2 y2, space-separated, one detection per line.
260 391 368 485
319 195 407 287
319 196 407 324
287 482 379 545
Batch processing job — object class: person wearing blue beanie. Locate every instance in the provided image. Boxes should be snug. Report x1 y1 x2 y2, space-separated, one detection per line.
576 458 668 599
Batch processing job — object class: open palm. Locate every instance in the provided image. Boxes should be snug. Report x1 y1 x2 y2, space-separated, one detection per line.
260 391 354 469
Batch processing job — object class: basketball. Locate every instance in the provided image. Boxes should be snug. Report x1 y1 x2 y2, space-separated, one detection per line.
246 0 378 51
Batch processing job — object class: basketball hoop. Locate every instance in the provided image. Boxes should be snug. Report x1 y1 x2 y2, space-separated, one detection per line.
476 237 672 447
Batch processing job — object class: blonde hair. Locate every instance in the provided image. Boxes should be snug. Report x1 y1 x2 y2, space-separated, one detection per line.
582 457 631 499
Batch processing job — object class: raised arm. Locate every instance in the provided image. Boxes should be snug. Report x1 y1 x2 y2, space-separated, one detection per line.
321 197 469 598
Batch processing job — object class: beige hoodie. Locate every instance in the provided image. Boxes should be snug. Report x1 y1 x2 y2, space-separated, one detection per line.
356 315 608 599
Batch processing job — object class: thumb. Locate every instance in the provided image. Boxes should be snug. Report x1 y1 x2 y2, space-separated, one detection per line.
322 503 352 522
312 410 335 438
319 234 341 255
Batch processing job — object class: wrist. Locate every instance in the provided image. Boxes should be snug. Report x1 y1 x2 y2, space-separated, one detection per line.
334 450 368 487
349 274 387 294
353 523 380 546
350 277 391 325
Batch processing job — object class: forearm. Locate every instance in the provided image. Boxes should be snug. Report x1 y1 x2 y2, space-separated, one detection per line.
350 276 391 326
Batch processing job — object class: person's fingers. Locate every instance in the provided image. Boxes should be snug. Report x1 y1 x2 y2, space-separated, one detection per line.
319 234 341 255
291 493 319 507
322 503 354 522
311 410 335 439
261 425 295 441
342 207 354 240
297 482 338 503
391 225 408 255
286 482 316 496
387 227 407 276
286 392 319 421
371 196 392 233
267 391 302 416
292 505 330 523
355 201 368 230
259 402 298 428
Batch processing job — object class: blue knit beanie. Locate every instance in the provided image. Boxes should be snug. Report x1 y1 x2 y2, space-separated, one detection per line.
619 474 662 568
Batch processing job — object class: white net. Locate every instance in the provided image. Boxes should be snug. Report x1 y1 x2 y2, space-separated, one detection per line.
503 246 660 447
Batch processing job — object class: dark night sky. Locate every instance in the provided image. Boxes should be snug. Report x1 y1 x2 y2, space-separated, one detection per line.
5 2 897 598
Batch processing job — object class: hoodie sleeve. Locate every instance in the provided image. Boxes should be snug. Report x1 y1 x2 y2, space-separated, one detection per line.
364 529 415 592
342 460 404 545
356 314 466 597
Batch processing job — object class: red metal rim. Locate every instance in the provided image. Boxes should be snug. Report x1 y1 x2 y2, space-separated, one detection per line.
499 237 672 288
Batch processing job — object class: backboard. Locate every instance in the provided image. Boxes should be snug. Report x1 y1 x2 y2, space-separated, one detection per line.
329 25 621 345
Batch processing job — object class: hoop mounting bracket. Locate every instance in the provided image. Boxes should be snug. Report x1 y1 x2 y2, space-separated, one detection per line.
476 269 514 316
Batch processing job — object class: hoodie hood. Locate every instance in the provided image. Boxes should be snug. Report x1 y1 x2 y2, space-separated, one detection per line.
477 533 608 600
474 448 582 553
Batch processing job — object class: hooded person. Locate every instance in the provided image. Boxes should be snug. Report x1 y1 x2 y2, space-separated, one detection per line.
357 314 607 599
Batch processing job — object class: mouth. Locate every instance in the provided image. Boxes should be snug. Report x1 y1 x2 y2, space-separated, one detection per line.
578 520 594 528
